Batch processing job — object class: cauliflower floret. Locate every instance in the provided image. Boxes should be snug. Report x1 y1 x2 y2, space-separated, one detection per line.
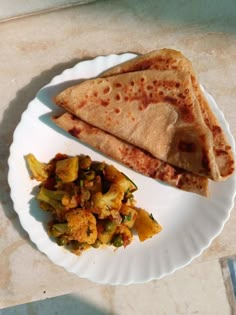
25 153 49 182
65 209 97 244
91 183 124 219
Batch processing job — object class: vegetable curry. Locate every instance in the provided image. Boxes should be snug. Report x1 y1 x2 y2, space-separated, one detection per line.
26 153 162 255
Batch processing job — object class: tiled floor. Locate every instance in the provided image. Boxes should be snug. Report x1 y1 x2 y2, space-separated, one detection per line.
1 0 236 314
2 258 236 315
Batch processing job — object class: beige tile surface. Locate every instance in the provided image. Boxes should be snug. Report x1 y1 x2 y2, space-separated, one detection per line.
0 0 96 21
111 260 231 315
1 260 232 314
1 0 236 311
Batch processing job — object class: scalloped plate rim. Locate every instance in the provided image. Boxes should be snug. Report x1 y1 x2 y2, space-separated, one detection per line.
8 53 236 285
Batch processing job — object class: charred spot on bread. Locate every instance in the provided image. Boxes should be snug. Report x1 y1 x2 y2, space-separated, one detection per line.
178 141 197 153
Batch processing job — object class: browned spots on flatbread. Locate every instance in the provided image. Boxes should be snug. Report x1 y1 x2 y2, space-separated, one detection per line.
53 112 209 195
114 108 121 114
115 82 122 88
103 86 110 94
78 100 87 108
180 107 194 123
118 145 160 178
110 77 192 112
101 99 109 106
226 161 235 173
177 172 206 193
54 54 234 181
215 149 229 157
212 125 222 137
155 166 180 183
116 93 121 101
112 76 184 111
163 96 178 105
178 141 197 153
136 93 151 110
69 114 78 121
69 127 82 137
131 59 153 71
178 93 186 99
126 111 135 121
201 150 211 172
118 144 181 184
69 121 99 138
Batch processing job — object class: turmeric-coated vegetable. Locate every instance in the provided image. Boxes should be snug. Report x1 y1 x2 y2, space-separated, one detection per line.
25 153 49 181
134 209 162 242
56 156 78 182
26 153 162 255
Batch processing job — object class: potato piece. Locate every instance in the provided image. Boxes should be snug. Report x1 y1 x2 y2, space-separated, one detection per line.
104 165 137 193
56 156 78 183
134 209 162 242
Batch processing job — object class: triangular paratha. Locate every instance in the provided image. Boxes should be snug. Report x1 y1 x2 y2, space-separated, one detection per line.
52 112 209 196
54 69 220 180
102 48 234 180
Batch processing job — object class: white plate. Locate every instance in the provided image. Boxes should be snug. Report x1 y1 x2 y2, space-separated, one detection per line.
8 53 236 285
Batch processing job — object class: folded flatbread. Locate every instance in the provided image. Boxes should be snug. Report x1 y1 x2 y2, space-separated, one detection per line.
55 69 221 180
52 112 209 196
102 48 234 180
